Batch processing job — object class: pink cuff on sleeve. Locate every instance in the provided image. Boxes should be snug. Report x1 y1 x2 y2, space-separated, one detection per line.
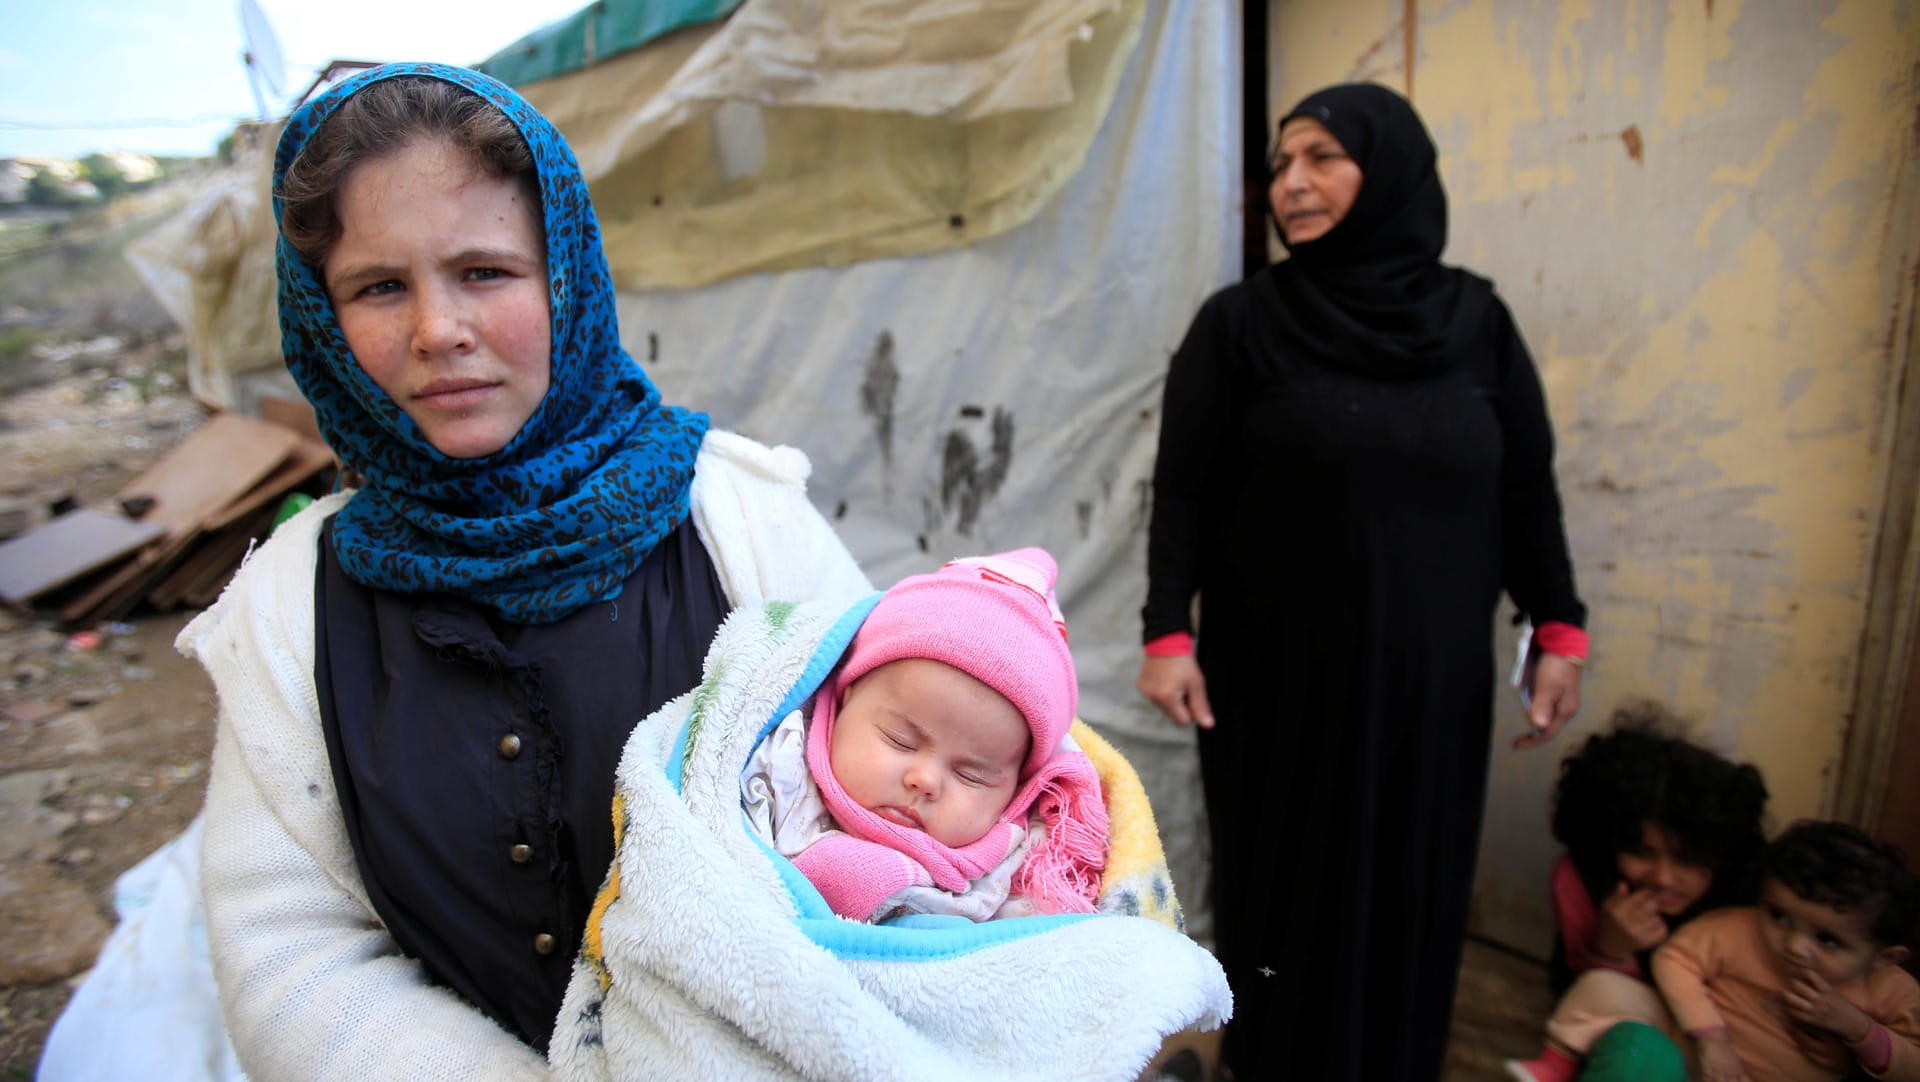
1535 621 1589 660
1847 1020 1893 1075
793 834 927 921
1144 632 1193 657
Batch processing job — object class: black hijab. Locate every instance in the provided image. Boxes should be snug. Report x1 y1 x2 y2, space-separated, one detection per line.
1265 83 1491 379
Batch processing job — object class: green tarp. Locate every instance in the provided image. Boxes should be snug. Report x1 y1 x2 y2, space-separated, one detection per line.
476 0 742 86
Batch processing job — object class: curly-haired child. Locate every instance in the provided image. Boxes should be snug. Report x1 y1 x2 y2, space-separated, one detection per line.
1547 704 1772 994
1508 702 1769 1081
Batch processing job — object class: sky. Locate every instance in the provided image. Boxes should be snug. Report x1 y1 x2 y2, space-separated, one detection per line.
0 0 592 160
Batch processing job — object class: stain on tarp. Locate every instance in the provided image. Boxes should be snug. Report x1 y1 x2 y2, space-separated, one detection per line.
860 332 900 470
1621 125 1644 165
938 406 1014 537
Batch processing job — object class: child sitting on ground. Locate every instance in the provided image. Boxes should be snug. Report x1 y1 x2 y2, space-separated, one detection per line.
1656 819 1920 1081
1508 704 1770 1081
1547 706 1771 994
741 547 1109 923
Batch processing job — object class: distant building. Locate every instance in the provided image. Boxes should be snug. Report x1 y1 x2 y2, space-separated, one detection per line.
0 160 32 204
15 155 79 182
104 151 160 184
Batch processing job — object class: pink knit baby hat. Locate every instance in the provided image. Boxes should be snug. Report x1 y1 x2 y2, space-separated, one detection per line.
836 547 1077 778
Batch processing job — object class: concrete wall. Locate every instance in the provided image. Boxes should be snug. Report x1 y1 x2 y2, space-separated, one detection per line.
1269 0 1920 955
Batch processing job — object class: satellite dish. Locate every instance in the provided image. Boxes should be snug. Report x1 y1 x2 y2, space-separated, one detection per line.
239 0 288 120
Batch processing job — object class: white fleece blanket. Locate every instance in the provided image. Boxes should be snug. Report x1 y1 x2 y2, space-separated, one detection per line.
547 595 1230 1082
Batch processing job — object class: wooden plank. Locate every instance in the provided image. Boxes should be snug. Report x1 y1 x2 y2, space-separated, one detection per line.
201 437 334 533
174 508 278 608
147 509 270 610
144 538 229 611
258 393 326 447
0 509 165 606
47 411 309 625
118 411 303 537
55 532 193 626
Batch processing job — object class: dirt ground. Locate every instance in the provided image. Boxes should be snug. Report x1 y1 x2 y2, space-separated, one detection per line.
0 347 218 1078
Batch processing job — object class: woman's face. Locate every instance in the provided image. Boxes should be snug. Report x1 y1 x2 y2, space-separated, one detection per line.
1268 117 1363 244
1616 821 1716 917
326 137 551 460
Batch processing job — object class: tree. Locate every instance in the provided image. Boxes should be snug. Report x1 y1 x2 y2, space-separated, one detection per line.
25 168 84 206
79 154 129 199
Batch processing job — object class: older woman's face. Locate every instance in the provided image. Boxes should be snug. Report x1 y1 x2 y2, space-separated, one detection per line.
1269 118 1363 244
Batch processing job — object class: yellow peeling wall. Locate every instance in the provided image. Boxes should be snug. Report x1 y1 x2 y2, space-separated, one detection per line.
1270 0 1920 955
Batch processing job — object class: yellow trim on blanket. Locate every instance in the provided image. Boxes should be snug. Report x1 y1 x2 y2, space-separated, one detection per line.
582 791 625 992
1073 720 1186 933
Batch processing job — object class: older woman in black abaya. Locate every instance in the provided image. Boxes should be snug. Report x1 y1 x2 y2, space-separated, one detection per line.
1137 83 1588 1080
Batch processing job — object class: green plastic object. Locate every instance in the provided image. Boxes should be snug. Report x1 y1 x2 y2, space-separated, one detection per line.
272 493 314 531
1580 1021 1686 1082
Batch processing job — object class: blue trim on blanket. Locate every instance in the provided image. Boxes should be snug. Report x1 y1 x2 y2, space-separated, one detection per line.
755 824 838 917
762 594 880 747
666 594 879 795
797 910 1092 961
749 825 1093 958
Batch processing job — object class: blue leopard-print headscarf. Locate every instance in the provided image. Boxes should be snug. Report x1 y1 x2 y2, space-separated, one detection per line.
273 63 709 624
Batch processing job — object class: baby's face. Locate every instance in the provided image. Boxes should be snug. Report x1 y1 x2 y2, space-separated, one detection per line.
1759 877 1886 987
830 658 1029 848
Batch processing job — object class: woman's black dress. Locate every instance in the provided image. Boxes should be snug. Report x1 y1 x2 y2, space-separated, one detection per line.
1142 84 1584 1081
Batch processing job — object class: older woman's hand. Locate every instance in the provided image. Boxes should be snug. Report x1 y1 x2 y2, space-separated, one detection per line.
1137 654 1215 729
1513 653 1583 749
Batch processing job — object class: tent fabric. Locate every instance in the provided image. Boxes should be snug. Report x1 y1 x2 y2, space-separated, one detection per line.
475 0 744 87
522 0 1148 288
124 129 281 410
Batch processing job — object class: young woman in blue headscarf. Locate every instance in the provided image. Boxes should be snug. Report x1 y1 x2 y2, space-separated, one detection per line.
181 63 869 1078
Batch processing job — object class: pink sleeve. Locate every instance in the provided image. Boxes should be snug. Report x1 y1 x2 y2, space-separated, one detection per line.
1552 853 1643 980
793 833 931 921
1862 970 1920 1080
